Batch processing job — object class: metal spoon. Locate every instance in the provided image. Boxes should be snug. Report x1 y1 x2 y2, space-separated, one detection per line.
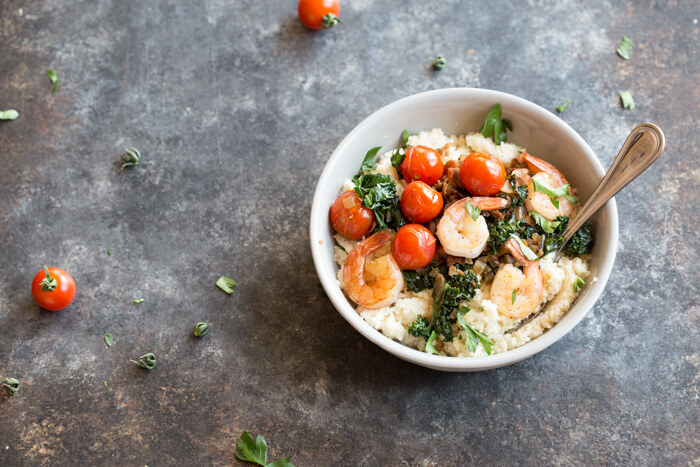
555 123 665 258
506 123 665 334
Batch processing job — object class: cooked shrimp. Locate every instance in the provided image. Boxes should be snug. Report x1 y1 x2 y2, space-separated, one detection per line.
491 238 543 319
343 230 404 310
436 197 508 258
519 152 574 220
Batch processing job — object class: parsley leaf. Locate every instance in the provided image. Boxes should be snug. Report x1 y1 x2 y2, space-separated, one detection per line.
530 211 561 234
216 276 236 294
235 431 294 467
0 109 19 120
480 103 511 144
47 69 59 94
457 307 494 355
104 333 112 347
620 90 635 109
465 202 481 221
510 234 538 260
360 146 381 173
352 173 404 231
556 99 572 113
107 248 113 256
133 298 145 305
425 331 442 355
431 55 446 70
616 36 633 60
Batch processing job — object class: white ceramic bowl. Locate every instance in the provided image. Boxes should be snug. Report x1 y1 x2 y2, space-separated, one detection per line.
310 88 618 371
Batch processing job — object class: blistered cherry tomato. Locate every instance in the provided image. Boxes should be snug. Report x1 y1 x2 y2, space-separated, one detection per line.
330 191 374 240
459 152 506 196
400 181 444 224
298 0 341 30
399 146 444 186
31 266 76 311
392 224 437 270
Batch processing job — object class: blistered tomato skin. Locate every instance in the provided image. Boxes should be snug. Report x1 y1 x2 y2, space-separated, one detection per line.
400 181 444 224
399 146 445 186
392 224 437 270
329 191 374 240
459 152 506 196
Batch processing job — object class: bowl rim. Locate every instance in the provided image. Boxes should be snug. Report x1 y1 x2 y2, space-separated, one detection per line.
310 87 619 371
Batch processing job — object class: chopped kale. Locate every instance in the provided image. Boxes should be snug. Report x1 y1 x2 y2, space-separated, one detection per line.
352 173 405 231
403 270 433 292
487 216 536 253
542 215 594 255
408 315 432 339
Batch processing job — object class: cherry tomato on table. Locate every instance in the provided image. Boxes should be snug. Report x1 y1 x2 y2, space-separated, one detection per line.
459 152 506 196
298 0 341 30
399 146 444 186
392 224 437 270
31 266 76 311
330 191 374 240
400 181 444 224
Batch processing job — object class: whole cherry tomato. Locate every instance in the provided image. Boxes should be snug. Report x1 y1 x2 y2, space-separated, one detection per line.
399 146 445 186
298 0 341 30
392 224 437 270
459 152 506 196
330 191 374 240
31 266 76 311
400 181 444 224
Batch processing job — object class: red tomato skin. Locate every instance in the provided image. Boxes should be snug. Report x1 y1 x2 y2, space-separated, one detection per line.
329 191 375 240
400 181 444 224
31 267 76 311
392 224 437 270
459 152 506 196
298 0 341 30
399 146 445 186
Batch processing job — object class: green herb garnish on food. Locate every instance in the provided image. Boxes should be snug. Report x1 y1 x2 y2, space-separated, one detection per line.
620 90 635 109
510 234 538 261
235 431 294 467
531 174 577 205
131 352 156 370
511 290 517 305
104 333 112 347
0 109 19 120
403 270 433 293
425 331 442 355
47 69 59 94
457 307 494 355
352 173 404 231
530 211 561 234
121 147 141 169
401 129 410 148
556 99 572 113
542 216 595 255
193 322 210 337
574 277 585 293
3 377 19 395
216 276 237 294
360 146 382 173
465 202 481 221
390 149 404 168
133 298 145 305
616 35 633 60
480 103 512 145
431 55 446 70
487 216 536 253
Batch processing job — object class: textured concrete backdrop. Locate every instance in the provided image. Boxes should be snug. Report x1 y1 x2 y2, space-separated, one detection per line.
0 0 698 465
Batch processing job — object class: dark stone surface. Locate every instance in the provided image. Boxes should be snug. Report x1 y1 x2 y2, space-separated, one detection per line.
0 0 698 465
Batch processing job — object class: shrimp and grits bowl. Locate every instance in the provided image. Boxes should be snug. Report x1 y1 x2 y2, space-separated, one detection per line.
310 89 618 370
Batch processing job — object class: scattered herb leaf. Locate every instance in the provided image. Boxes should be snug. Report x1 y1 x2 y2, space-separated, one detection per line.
620 90 635 109
104 381 108 388
431 55 446 70
107 248 113 256
235 431 294 467
556 99 572 113
530 211 561 234
511 290 517 305
400 129 410 148
425 331 442 355
616 35 633 60
133 298 145 305
360 146 381 173
104 333 112 347
3 377 19 395
216 276 237 294
465 202 481 221
193 322 211 337
480 103 511 144
47 69 59 94
121 147 141 169
457 307 494 355
0 109 19 120
510 234 539 261
131 353 156 370
574 277 585 293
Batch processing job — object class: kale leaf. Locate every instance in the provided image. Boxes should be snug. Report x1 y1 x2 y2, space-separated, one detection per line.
408 315 432 339
352 173 405 231
542 216 594 255
403 270 433 293
487 216 536 253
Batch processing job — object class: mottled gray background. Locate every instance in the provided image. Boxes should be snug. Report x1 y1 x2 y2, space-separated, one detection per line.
0 0 698 465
